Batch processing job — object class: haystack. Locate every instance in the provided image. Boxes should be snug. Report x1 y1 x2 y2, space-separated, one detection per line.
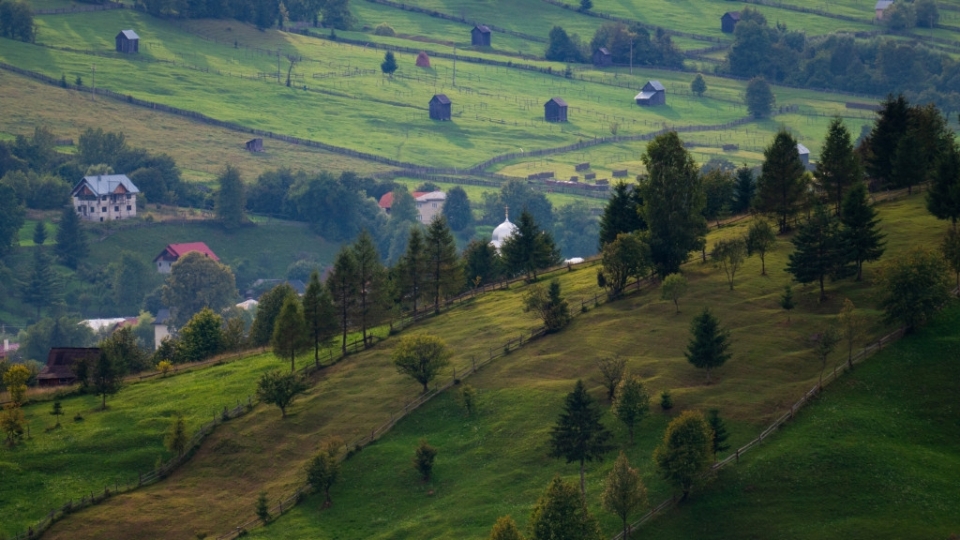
416 51 431 68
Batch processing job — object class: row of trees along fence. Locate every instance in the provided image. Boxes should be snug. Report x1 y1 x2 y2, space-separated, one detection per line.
30 1 124 15
362 0 547 43
538 0 722 44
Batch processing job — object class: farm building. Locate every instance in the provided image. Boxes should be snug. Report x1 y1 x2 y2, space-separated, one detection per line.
153 242 219 274
378 191 447 223
635 81 666 106
71 174 140 222
592 47 612 67
875 0 893 19
472 25 491 46
416 51 431 67
245 138 263 152
797 143 812 169
544 97 568 122
37 348 100 387
429 94 452 121
721 12 741 33
115 29 139 54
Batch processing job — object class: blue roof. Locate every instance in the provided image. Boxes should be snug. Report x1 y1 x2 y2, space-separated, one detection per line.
72 174 140 197
431 94 451 105
118 29 139 40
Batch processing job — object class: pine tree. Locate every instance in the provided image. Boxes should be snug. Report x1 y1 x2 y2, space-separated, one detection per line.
548 380 614 497
351 230 388 346
640 132 707 277
598 181 645 248
927 142 960 228
381 51 398 76
21 248 60 320
690 73 707 97
865 94 910 187
55 205 88 269
424 216 462 315
529 475 603 540
706 409 730 460
890 127 924 195
32 220 47 246
215 164 246 230
685 308 731 384
50 399 63 427
756 130 807 233
326 247 357 354
165 413 188 458
502 210 561 281
840 183 886 281
462 237 502 288
731 166 756 214
249 283 298 347
786 203 849 301
780 285 795 321
602 452 647 540
302 270 339 368
815 117 863 215
271 294 309 372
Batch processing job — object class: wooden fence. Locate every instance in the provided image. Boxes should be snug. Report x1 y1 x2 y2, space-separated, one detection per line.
31 1 124 14
363 0 547 43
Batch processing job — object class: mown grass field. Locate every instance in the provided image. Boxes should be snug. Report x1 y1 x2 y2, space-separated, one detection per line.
642 302 960 540
25 192 944 539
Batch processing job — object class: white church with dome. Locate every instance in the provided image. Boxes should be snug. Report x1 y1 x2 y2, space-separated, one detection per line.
490 207 518 251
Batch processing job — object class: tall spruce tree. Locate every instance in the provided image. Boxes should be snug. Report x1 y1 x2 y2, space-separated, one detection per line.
598 181 645 248
326 247 357 353
756 130 807 232
21 248 60 320
249 283 297 347
706 409 730 459
864 94 911 187
501 209 561 281
462 237 502 288
684 308 731 384
351 230 388 346
731 166 756 214
908 103 952 192
548 379 614 497
423 216 462 315
302 270 338 368
927 142 960 228
55 205 88 269
840 183 886 281
815 118 863 215
272 294 309 372
890 128 924 195
32 220 47 246
786 203 849 301
398 226 427 315
216 164 246 230
640 132 707 277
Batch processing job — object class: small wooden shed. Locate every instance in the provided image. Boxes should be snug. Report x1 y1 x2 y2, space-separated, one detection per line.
246 138 264 152
429 94 451 121
875 0 893 19
544 97 568 123
635 80 666 107
37 348 100 387
797 143 811 168
472 25 491 47
721 12 741 33
115 29 139 54
592 47 612 67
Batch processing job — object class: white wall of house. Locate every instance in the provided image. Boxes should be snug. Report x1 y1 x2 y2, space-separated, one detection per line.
416 192 446 224
74 193 138 222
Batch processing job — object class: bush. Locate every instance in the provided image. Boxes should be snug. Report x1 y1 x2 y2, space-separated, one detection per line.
660 390 673 410
373 23 396 36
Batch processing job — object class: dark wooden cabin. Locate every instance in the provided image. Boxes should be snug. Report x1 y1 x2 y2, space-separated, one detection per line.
471 25 491 47
37 348 100 387
246 138 264 152
721 12 741 33
544 97 568 123
592 47 612 67
115 29 140 54
634 80 666 107
429 94 452 121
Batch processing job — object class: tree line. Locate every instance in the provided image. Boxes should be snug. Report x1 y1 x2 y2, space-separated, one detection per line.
545 22 683 68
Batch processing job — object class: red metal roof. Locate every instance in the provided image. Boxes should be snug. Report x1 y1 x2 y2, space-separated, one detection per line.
154 242 219 262
378 192 426 210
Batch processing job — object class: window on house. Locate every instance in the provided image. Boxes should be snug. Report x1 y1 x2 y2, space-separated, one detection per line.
127 205 132 211
102 207 107 212
126 194 132 200
114 206 120 212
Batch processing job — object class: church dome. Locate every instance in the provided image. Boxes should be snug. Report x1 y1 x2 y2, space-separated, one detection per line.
490 208 518 251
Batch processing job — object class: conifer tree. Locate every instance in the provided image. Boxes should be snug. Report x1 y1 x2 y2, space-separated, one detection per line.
685 308 731 384
32 220 46 246
302 270 338 368
864 94 910 187
731 166 756 214
55 205 88 269
351 230 388 346
462 237 502 288
423 216 462 315
326 247 357 353
381 51 398 76
165 413 188 458
21 248 60 319
786 203 849 301
272 294 309 372
502 210 561 281
598 181 645 248
529 475 603 540
890 128 924 195
548 380 613 497
706 409 730 460
690 73 707 97
215 164 246 230
756 130 807 232
92 349 124 410
927 142 960 228
601 452 647 540
780 284 795 321
249 283 297 347
840 183 885 281
815 117 863 215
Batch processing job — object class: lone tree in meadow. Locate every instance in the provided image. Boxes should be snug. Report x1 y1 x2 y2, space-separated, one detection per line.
745 76 775 119
685 308 731 384
392 334 452 394
653 410 713 500
745 219 776 275
256 370 308 418
840 183 886 281
613 374 650 443
50 399 63 428
596 355 626 402
306 437 343 507
707 409 730 460
837 298 867 370
780 284 795 321
413 438 438 481
92 349 124 410
786 203 850 302
690 73 707 97
602 452 647 540
165 413 188 458
712 237 747 291
549 380 614 497
529 475 603 540
488 516 525 540
32 220 46 246
523 279 571 333
302 270 339 368
381 51 398 76
876 247 951 331
660 273 687 313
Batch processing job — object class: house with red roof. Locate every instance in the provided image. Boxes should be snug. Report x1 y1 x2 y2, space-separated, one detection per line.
377 191 447 224
153 242 219 274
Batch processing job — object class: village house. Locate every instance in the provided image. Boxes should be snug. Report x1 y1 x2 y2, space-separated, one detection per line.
37 348 100 387
153 242 219 273
592 47 612 67
378 190 447 224
71 174 140 222
115 29 139 54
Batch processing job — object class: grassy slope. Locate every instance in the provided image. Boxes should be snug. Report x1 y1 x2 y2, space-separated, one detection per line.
33 192 943 539
642 303 960 540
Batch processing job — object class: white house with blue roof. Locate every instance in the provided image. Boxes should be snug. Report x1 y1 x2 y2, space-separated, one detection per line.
70 174 140 222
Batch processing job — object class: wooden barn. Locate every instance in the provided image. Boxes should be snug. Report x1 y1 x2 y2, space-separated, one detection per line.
472 25 491 47
544 97 568 123
875 0 893 19
635 80 666 106
592 47 612 67
115 29 139 54
430 94 452 121
721 12 741 33
246 138 264 152
37 348 100 387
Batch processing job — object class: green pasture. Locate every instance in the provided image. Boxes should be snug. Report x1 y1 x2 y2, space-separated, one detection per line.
643 302 960 540
17 220 58 247
390 176 607 213
37 192 946 540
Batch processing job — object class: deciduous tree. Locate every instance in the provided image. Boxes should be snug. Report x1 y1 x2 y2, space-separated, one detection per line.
745 77 775 119
529 475 603 540
597 356 626 402
413 438 438 481
177 308 223 363
1 406 26 446
523 279 571 333
599 232 649 298
215 165 246 230
613 374 650 443
488 516 524 540
549 379 613 497
161 252 236 327
837 298 867 370
272 294 308 372
2 364 30 407
392 334 452 393
660 273 687 313
601 452 647 540
306 437 343 507
685 308 731 384
442 186 473 232
256 369 307 418
812 326 840 390
165 413 188 458
712 238 747 290
745 219 776 275
92 349 124 410
653 410 712 499
876 247 951 331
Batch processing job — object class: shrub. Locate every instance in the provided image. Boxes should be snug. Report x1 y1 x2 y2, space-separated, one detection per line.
660 390 673 410
373 23 396 36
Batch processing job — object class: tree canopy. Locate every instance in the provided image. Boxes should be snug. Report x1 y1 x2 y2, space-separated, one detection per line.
161 251 237 327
